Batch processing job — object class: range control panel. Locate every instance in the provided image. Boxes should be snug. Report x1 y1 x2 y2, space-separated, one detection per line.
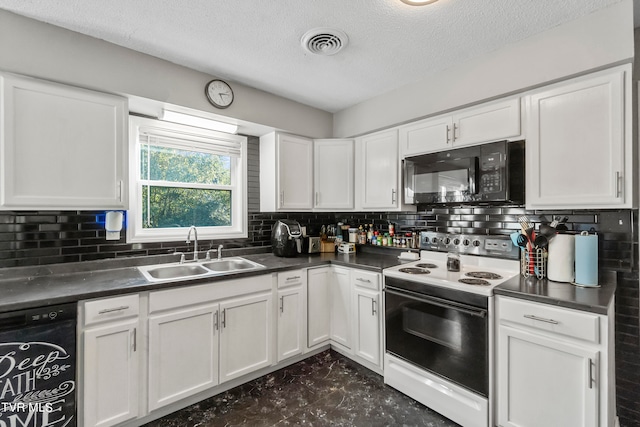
419 231 519 260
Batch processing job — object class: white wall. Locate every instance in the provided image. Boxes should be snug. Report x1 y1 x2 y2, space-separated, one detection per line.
0 9 333 138
333 0 635 138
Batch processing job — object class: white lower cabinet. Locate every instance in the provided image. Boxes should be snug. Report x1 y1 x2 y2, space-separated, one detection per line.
80 295 140 427
277 270 306 361
351 270 381 368
330 266 352 350
218 292 273 383
148 304 219 411
147 276 273 412
307 266 383 371
307 266 331 348
496 296 614 427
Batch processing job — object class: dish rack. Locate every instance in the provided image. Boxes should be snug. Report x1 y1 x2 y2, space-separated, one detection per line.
521 248 547 279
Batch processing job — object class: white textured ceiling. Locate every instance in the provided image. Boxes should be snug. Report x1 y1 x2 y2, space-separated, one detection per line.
0 0 630 112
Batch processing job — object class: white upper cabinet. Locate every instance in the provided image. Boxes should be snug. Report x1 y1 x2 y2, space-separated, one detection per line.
525 65 632 209
399 115 452 157
0 73 128 210
399 96 521 157
313 139 354 210
355 129 402 211
260 132 314 211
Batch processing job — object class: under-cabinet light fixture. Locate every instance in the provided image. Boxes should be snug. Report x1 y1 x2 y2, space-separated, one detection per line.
160 110 238 134
400 0 438 5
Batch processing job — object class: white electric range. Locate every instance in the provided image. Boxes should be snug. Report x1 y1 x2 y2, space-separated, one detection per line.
382 232 520 427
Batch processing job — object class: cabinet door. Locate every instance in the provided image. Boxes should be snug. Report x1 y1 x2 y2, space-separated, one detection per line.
357 130 399 210
353 288 381 366
452 97 520 147
148 304 219 411
277 285 304 361
314 139 354 210
219 292 273 383
399 115 452 157
307 267 331 348
277 133 313 210
497 325 598 427
83 319 138 427
526 69 627 208
0 73 127 209
330 267 352 350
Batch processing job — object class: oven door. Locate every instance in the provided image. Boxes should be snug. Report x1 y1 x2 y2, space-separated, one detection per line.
384 285 488 396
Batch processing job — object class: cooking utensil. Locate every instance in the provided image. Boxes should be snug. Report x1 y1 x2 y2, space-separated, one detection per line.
515 233 528 248
539 224 556 238
533 234 549 249
510 231 521 247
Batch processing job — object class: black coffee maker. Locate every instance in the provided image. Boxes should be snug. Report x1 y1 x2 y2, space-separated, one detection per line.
271 220 302 257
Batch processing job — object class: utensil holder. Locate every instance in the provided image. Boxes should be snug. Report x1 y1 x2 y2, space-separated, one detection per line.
521 248 547 279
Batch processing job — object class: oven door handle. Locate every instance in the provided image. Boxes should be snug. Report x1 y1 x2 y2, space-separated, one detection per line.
385 287 487 318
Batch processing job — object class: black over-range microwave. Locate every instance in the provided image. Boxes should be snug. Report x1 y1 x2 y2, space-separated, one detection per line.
403 140 525 205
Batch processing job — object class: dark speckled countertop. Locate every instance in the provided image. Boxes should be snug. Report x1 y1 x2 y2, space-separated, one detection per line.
0 251 405 313
0 248 616 315
494 274 616 315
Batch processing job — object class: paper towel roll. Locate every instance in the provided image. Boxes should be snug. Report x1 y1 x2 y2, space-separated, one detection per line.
574 231 598 287
547 234 575 283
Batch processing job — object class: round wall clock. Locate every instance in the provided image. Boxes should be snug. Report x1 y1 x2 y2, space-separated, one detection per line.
205 79 234 109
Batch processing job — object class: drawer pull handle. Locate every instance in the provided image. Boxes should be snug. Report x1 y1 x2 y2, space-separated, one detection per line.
588 358 595 389
523 314 559 325
133 328 137 352
286 276 301 281
280 296 284 313
356 278 372 283
98 305 130 314
371 299 377 316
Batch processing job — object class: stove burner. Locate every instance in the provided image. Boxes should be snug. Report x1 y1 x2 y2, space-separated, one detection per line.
399 267 430 274
416 263 438 269
466 271 503 280
458 278 491 286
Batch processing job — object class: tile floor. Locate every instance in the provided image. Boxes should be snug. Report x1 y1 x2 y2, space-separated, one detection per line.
144 350 461 426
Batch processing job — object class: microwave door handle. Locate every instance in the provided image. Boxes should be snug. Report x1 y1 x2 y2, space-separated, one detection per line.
469 157 479 194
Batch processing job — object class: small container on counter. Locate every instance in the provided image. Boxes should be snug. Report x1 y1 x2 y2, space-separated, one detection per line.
447 253 460 272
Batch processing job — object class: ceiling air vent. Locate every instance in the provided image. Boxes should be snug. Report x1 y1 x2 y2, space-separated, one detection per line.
301 28 349 56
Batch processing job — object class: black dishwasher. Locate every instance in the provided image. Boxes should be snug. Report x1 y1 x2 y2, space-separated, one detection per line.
0 303 76 426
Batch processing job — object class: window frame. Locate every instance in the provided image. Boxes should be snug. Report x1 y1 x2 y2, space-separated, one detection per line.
127 115 247 243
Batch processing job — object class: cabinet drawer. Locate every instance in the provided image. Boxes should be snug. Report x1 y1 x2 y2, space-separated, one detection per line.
352 270 380 291
498 297 600 344
278 269 305 289
83 294 139 326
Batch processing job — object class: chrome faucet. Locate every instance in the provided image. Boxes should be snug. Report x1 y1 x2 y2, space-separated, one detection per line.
217 244 223 260
186 226 198 261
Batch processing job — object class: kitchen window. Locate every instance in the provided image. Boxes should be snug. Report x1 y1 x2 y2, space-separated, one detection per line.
128 116 247 243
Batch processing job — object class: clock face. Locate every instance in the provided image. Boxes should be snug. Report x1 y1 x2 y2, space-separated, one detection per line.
205 79 234 109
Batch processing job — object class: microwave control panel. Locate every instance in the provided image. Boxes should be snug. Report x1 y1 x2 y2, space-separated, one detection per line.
478 151 504 194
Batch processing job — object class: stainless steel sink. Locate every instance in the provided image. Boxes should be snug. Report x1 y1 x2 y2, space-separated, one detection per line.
138 257 265 283
201 258 262 272
138 264 210 281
